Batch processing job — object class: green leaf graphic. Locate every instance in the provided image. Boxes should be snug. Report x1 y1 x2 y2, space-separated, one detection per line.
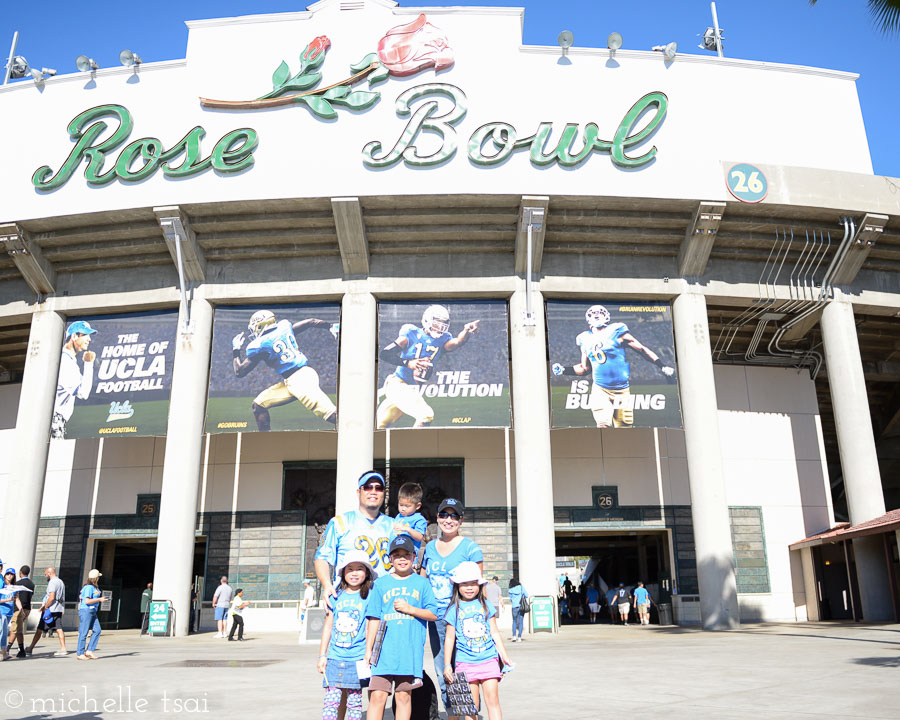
368 66 389 88
334 91 381 111
324 86 351 100
272 60 290 90
281 73 322 92
300 95 337 120
350 52 379 73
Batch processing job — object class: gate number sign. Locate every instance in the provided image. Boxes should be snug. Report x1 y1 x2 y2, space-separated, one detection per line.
726 163 768 203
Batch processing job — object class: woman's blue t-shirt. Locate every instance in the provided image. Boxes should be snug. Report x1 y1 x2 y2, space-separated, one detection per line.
327 589 369 662
80 584 101 613
0 586 17 618
508 584 527 609
422 537 484 615
444 599 498 663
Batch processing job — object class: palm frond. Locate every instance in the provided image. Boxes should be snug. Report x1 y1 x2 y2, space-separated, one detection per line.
868 0 900 34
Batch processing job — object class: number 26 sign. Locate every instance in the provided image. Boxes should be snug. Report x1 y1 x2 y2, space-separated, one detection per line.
726 163 768 203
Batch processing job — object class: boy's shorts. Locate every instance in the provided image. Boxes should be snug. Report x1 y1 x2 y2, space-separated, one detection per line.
369 675 423 693
618 603 630 614
637 603 650 612
214 607 229 621
37 612 63 632
588 603 600 613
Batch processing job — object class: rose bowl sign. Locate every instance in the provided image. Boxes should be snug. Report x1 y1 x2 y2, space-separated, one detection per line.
33 14 668 191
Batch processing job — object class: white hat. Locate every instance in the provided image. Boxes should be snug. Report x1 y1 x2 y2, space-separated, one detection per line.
450 561 487 585
337 550 373 575
88 569 102 579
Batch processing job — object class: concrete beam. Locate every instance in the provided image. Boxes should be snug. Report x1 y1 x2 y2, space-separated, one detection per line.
780 308 822 343
830 213 889 286
515 196 549 275
154 206 207 283
0 222 56 295
331 197 369 276
678 201 726 277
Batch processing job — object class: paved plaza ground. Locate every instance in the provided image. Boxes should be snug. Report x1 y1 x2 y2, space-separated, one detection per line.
1 622 899 719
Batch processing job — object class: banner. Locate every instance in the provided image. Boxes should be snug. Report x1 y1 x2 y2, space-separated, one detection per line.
546 301 681 429
206 303 340 433
376 300 510 429
51 311 178 439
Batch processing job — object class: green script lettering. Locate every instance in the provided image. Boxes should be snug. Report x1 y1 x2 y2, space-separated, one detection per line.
33 104 259 190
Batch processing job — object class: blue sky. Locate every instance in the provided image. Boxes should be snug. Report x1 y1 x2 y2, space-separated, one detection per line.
4 1 898 176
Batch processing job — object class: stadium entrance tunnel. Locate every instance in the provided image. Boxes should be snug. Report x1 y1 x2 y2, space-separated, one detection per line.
93 537 207 629
554 529 673 624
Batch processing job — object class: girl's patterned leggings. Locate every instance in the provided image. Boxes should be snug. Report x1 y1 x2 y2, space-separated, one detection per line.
322 687 362 720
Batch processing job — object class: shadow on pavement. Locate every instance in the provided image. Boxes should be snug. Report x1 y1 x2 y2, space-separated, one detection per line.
851 656 900 667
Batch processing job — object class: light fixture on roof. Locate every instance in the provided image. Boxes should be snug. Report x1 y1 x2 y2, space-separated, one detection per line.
607 32 623 52
7 55 29 79
557 30 574 55
699 2 725 57
651 42 677 61
30 67 56 86
75 55 99 72
119 49 142 68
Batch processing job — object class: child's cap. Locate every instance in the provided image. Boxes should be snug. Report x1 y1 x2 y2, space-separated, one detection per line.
388 535 416 556
337 550 374 574
450 561 487 585
437 498 465 516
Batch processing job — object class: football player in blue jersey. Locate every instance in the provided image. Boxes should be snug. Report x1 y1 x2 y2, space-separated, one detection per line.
232 309 339 431
376 304 480 428
552 305 674 428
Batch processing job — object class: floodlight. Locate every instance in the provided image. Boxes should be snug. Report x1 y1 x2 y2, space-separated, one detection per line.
30 67 56 84
8 55 29 79
651 42 677 61
699 27 724 52
76 55 99 72
119 49 142 67
557 31 574 49
607 32 623 51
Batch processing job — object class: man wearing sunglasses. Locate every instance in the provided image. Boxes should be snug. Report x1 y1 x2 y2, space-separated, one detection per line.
315 471 394 607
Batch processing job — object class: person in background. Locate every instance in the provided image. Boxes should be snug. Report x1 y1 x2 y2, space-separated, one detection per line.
140 582 153 635
27 566 67 657
212 576 233 638
507 577 528 643
227 589 250 641
632 581 653 626
484 575 502 613
585 585 600 624
1 568 23 661
76 569 103 660
614 583 631 626
12 565 35 657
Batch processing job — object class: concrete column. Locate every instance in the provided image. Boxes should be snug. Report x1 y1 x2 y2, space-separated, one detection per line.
821 299 890 620
0 309 64 568
152 297 213 637
509 284 557 600
335 287 375 513
672 292 739 629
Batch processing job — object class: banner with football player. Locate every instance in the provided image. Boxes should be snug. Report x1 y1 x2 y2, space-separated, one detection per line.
376 301 511 429
206 303 340 433
51 311 178 439
547 301 682 429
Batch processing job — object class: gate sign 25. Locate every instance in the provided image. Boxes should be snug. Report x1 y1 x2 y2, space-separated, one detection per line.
726 163 768 203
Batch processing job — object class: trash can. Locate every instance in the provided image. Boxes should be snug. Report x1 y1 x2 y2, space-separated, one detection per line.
657 602 673 626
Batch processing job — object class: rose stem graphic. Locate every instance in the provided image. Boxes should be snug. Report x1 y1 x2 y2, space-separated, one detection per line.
199 62 379 110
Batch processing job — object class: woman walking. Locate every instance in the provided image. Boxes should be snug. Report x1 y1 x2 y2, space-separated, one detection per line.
76 569 103 660
507 577 528 642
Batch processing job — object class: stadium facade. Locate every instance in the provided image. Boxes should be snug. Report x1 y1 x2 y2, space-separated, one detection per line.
1 0 899 635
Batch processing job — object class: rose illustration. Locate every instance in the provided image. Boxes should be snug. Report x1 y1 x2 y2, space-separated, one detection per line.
377 13 454 76
303 35 331 65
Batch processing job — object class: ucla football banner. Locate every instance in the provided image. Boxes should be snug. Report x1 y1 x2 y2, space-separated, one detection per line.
376 300 510 429
206 303 340 433
51 311 178 439
546 301 682 429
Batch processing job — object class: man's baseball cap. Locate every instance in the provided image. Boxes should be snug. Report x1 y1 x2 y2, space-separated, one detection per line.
358 471 385 489
66 320 97 338
88 569 102 580
337 549 374 574
388 535 416 556
437 498 465 516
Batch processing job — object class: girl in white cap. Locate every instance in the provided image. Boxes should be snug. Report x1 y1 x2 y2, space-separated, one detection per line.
442 561 512 720
317 550 374 720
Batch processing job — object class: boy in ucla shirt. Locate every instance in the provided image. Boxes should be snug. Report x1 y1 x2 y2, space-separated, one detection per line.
390 482 428 560
364 535 438 720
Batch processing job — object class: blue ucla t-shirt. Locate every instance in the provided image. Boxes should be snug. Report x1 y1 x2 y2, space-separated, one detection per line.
327 590 369 662
366 573 438 678
0 586 18 618
444 599 498 663
422 538 484 614
390 512 429 554
80 584 102 613
633 587 650 605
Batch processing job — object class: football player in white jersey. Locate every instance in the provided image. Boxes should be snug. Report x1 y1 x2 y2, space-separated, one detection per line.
376 304 480 428
232 309 339 431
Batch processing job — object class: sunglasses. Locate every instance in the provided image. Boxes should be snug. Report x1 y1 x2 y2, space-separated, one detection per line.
361 483 385 492
438 511 461 521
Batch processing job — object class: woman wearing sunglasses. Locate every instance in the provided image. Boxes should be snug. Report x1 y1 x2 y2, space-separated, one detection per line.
421 498 484 719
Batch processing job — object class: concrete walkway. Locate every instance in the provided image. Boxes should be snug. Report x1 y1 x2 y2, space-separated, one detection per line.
2 622 899 719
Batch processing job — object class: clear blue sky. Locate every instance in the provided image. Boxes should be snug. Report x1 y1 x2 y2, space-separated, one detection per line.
4 1 898 176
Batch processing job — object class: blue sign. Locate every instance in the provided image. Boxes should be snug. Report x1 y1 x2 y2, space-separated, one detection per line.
726 163 768 203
